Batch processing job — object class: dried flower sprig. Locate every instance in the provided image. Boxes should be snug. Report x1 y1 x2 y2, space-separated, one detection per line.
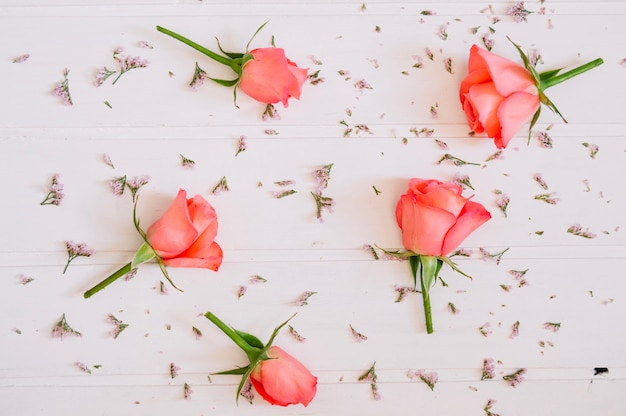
511 320 520 338
189 62 208 89
107 314 129 339
408 369 438 391
63 241 94 274
481 358 495 380
96 47 149 86
358 362 380 400
13 53 30 63
102 153 115 169
239 379 255 404
484 399 500 416
452 173 474 190
533 173 548 189
543 322 561 332
212 176 230 195
349 324 368 342
52 313 82 339
480 247 509 265
183 383 193 400
567 224 596 239
75 362 92 374
288 325 306 342
262 104 281 120
170 362 180 379
235 136 247 156
507 2 532 23
493 190 510 217
19 274 34 285
582 142 599 159
479 322 492 337
536 131 553 148
180 154 195 168
437 153 480 166
125 175 150 202
40 174 64 206
502 368 526 387
394 285 417 302
109 175 127 196
296 291 317 307
534 193 559 205
53 68 73 106
311 192 335 221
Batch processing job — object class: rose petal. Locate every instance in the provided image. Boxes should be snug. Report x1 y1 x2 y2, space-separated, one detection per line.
146 189 198 258
441 201 492 255
496 91 541 149
474 45 537 97
468 82 504 139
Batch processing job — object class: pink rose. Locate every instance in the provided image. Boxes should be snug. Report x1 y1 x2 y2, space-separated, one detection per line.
238 47 308 107
396 178 491 257
250 346 317 407
146 189 223 270
460 44 540 149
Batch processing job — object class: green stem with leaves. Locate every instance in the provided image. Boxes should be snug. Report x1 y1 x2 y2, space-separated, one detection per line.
541 58 604 90
156 25 240 73
204 312 261 359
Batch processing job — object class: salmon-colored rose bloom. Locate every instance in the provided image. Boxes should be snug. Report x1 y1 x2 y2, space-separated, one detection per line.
396 178 491 257
250 346 317 407
460 44 540 149
146 189 223 270
239 47 308 107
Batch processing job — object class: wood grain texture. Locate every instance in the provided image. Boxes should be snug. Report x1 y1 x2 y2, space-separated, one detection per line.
1 1 625 415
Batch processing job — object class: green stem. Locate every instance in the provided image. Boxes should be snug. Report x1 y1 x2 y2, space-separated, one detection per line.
156 26 240 73
420 274 434 334
541 58 604 90
204 312 259 357
84 262 132 298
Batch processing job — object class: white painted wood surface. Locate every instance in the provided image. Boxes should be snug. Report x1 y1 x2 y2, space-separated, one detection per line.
1 1 625 415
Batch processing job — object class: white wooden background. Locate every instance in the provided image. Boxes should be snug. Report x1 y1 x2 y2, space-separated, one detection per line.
2 1 625 415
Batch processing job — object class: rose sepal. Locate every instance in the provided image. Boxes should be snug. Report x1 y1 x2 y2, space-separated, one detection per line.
506 36 603 140
380 247 473 334
204 311 296 404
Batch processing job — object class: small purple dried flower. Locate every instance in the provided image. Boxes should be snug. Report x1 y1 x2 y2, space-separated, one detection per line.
183 383 193 400
189 62 208 89
359 362 380 400
169 363 180 379
479 322 492 337
394 285 417 302
63 241 94 274
111 48 148 85
502 368 526 387
533 173 548 189
13 54 30 63
354 79 373 91
126 175 150 202
481 358 495 380
95 67 116 87
240 379 255 404
543 322 561 332
75 362 92 374
536 131 553 148
408 369 438 391
296 291 317 307
452 173 474 190
235 135 247 156
262 104 281 120
41 174 64 206
567 224 596 239
102 153 115 169
53 68 73 105
180 154 195 168
211 176 229 195
107 314 129 339
51 313 82 339
534 193 560 205
137 40 153 49
511 320 520 338
109 175 127 196
349 324 368 342
288 325 307 343
237 285 247 299
507 2 532 23
192 326 203 340
19 274 34 285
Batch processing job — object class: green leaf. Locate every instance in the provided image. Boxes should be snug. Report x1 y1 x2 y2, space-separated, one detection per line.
131 242 156 269
409 256 421 289
264 313 297 349
420 255 439 292
539 68 564 82
245 20 270 52
209 77 239 87
235 330 265 349
214 37 244 59
375 245 417 259
235 360 258 405
439 256 473 279
539 90 567 123
155 255 183 292
527 107 541 144
214 365 250 376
